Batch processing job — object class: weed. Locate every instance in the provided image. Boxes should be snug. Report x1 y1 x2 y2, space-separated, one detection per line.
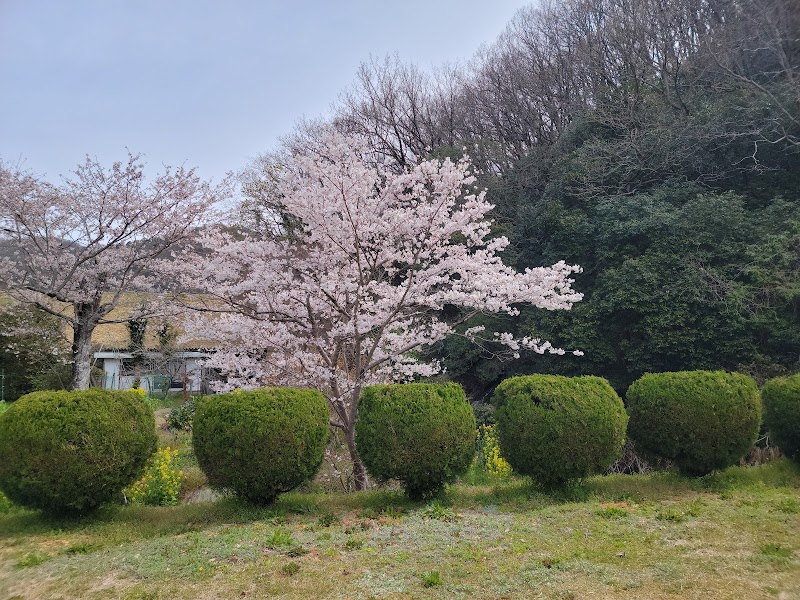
284 544 309 557
64 542 101 555
596 506 627 519
359 503 407 520
166 397 197 431
123 588 159 600
265 528 295 548
344 537 364 550
358 507 380 520
656 508 686 522
266 513 288 526
774 496 800 514
549 481 592 503
287 502 320 515
125 447 183 506
281 561 301 576
702 459 800 492
541 556 562 569
477 424 512 477
15 551 49 568
760 544 793 559
317 511 340 527
344 521 373 534
684 499 704 517
421 570 442 588
0 491 13 514
421 500 460 522
380 505 407 519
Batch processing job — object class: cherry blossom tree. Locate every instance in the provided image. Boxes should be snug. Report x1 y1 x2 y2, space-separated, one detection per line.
186 132 582 489
0 154 225 390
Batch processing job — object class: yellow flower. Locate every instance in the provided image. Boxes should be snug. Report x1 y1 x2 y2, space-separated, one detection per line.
478 424 512 478
124 447 183 506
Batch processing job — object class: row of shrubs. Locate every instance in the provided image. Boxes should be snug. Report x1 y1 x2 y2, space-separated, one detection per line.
492 370 798 483
0 371 798 514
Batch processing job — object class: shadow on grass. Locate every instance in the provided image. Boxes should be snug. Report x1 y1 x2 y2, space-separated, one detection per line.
1 459 797 543
0 490 422 542
697 458 800 492
0 497 282 541
454 458 800 508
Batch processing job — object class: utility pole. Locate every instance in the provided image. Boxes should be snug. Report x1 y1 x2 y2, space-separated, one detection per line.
0 368 5 403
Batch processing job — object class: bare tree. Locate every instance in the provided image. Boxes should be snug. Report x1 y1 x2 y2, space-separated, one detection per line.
335 55 469 169
699 0 800 152
330 0 797 187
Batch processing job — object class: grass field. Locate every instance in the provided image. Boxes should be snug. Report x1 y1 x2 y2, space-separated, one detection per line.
1 460 798 599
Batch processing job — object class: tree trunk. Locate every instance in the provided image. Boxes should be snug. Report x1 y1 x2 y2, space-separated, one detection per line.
70 318 96 390
344 426 370 491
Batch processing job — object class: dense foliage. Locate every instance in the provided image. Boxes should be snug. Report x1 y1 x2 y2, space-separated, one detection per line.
491 375 627 486
316 0 800 399
192 388 329 504
0 304 71 401
167 396 197 431
626 371 762 474
356 383 476 499
762 374 800 461
0 389 157 514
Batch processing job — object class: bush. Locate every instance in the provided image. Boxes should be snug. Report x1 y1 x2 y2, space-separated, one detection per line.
192 388 329 504
626 370 762 475
356 382 476 499
492 375 628 487
0 490 11 514
0 389 157 514
762 374 800 462
167 396 197 431
471 401 496 428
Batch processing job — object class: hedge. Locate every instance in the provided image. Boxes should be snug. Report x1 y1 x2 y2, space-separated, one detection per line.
192 387 329 504
492 375 628 486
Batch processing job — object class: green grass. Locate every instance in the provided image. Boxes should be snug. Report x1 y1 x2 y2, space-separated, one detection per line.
146 394 188 411
0 461 799 599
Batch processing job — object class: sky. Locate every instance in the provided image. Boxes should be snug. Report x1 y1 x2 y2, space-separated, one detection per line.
0 0 531 186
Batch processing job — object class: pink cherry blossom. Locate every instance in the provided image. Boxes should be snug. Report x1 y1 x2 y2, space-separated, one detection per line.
182 131 581 489
0 154 227 389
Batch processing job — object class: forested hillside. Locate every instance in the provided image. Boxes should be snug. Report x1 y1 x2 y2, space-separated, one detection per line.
321 0 800 398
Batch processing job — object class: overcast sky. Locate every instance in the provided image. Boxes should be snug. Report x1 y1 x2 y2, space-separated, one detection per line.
0 1 531 185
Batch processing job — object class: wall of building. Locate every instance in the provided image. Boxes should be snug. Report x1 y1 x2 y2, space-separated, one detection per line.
96 351 210 394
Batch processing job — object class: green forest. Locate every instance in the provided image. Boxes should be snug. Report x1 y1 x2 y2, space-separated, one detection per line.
327 0 800 399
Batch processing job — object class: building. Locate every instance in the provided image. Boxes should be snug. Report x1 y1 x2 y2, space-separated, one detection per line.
93 349 212 394
89 294 220 395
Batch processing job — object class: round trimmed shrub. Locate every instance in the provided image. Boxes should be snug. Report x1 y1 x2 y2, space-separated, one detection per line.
492 375 628 487
192 388 329 504
626 370 761 475
762 374 800 462
0 389 157 514
356 382 476 500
